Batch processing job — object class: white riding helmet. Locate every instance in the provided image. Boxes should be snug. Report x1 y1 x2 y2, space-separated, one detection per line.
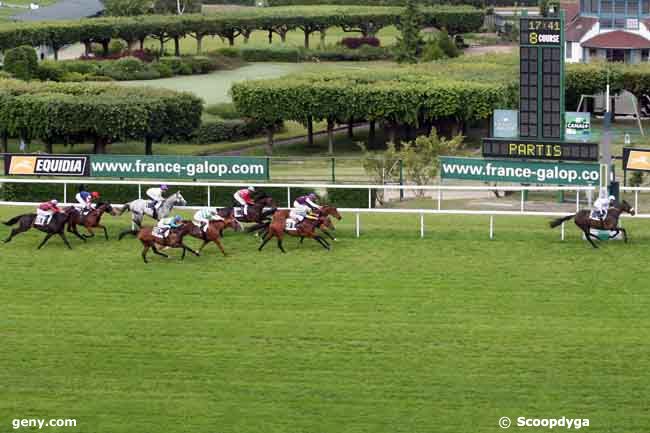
248 186 255 192
50 199 58 205
609 195 616 201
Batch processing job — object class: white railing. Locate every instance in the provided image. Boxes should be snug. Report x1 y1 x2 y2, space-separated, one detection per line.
0 178 647 239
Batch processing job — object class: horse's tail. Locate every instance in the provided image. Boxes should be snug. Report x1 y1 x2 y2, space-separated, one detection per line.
118 203 131 216
549 214 575 229
3 214 29 226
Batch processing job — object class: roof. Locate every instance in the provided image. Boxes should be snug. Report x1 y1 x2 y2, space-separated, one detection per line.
12 0 104 21
565 16 597 42
582 30 650 48
561 1 580 23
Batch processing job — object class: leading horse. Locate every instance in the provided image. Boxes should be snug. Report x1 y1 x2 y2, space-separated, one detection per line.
549 200 635 248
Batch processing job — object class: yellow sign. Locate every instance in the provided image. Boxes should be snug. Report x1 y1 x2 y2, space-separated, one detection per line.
8 156 37 175
627 150 650 171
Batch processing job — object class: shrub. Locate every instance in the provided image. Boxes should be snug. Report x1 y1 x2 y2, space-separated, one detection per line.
193 119 267 143
109 39 127 54
63 60 100 75
341 36 380 49
422 37 446 61
437 29 459 58
59 72 87 82
0 71 12 79
216 46 301 62
101 56 149 80
3 45 39 80
305 45 392 61
205 102 241 119
132 69 161 80
37 61 66 81
152 62 174 78
159 56 184 74
187 56 218 74
85 74 114 82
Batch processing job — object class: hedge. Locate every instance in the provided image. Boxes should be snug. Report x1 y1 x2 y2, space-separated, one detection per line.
0 79 203 153
0 6 485 56
192 119 268 143
215 45 391 62
203 0 534 7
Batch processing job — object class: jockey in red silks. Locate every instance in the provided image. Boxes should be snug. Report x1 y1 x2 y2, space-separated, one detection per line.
233 186 255 216
36 199 61 225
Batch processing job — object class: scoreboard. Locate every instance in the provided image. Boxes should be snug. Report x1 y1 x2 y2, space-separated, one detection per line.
519 17 564 141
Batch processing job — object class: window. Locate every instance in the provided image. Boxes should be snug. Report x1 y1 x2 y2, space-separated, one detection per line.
566 41 573 59
642 49 649 61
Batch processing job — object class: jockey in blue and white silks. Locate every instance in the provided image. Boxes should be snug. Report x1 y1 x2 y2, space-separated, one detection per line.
157 215 182 238
593 190 615 221
193 208 223 232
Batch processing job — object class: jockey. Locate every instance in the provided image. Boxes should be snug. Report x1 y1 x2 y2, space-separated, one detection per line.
157 215 182 238
233 186 255 216
193 207 222 232
146 184 168 211
593 191 616 221
75 188 99 213
291 193 321 225
36 199 61 225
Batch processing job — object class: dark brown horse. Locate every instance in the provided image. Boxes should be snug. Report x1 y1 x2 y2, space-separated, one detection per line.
186 211 242 256
137 221 199 263
221 193 277 224
249 205 342 242
549 200 635 248
3 211 73 249
259 211 333 253
66 202 117 241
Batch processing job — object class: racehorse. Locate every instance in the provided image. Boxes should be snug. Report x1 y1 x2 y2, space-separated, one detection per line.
3 211 73 249
249 205 342 242
220 193 276 224
137 221 199 264
549 200 635 248
186 210 242 256
118 191 187 240
258 210 334 253
66 202 117 241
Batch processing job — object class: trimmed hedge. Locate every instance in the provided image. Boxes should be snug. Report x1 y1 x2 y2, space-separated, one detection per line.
215 44 392 62
0 79 203 150
204 0 533 6
0 6 485 55
3 46 39 80
193 119 267 143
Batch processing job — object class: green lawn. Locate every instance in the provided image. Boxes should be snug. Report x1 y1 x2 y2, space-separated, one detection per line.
1 208 650 433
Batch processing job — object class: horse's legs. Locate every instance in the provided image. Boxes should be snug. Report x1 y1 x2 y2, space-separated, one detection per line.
97 224 109 240
69 224 87 242
84 226 95 238
277 238 286 253
581 227 599 248
321 229 337 241
59 232 72 250
314 235 331 250
199 240 209 252
259 233 272 251
181 242 200 257
213 238 227 256
151 245 168 258
618 227 628 243
37 233 54 250
142 244 150 263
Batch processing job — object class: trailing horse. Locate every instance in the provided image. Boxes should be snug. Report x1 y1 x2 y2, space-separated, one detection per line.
3 211 73 249
118 191 187 240
136 221 199 264
66 202 117 241
549 200 635 248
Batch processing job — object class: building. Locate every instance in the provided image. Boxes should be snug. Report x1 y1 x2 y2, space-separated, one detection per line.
565 0 650 63
11 0 104 21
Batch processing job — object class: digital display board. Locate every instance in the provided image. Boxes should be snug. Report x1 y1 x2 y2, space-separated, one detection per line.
482 138 599 162
519 17 564 141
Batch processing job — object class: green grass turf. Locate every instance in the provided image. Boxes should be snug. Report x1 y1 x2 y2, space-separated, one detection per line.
1 206 650 433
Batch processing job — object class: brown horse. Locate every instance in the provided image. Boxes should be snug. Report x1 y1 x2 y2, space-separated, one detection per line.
3 211 73 249
186 212 242 256
221 193 277 224
549 200 635 248
66 202 117 241
259 211 333 253
137 221 199 263
249 205 342 242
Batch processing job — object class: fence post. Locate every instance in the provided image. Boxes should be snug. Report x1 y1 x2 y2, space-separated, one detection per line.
437 188 442 211
63 183 67 204
287 186 291 208
266 157 271 181
561 222 565 241
635 189 639 213
576 190 580 212
489 215 494 239
331 157 336 183
520 189 525 212
368 188 372 209
399 160 404 201
207 185 211 207
420 213 424 238
356 212 360 238
138 184 142 199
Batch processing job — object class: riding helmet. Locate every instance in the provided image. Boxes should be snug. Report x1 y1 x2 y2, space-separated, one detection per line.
160 184 169 191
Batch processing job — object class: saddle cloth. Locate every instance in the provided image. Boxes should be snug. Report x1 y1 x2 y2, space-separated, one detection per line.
590 210 607 221
35 214 50 226
153 227 166 239
234 207 245 218
285 218 297 231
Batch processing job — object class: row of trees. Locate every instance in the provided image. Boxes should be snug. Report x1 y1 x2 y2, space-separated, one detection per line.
0 79 202 154
0 6 485 58
104 0 202 16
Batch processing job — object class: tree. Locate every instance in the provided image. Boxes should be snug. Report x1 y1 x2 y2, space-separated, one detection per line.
102 0 151 16
394 0 423 64
153 0 202 15
4 46 38 80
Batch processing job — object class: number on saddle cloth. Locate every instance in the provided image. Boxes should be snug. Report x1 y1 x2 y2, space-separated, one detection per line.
590 209 607 221
153 226 167 238
285 218 297 231
35 214 50 226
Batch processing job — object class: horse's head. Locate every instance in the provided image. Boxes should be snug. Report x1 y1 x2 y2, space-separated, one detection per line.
97 202 118 216
318 215 334 230
619 199 636 216
170 192 187 207
321 205 342 221
255 194 276 207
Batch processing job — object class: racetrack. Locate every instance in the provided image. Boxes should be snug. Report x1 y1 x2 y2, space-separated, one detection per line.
1 206 649 433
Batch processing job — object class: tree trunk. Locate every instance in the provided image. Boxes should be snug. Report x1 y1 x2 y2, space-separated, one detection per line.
228 35 235 46
145 136 153 155
265 129 274 155
196 36 203 54
45 139 53 154
327 118 334 155
127 40 137 52
280 31 287 43
347 120 354 138
319 30 326 48
368 120 376 148
1 131 8 153
307 116 314 146
304 30 310 49
268 30 273 44
159 38 165 55
83 41 92 56
139 38 145 50
386 122 396 144
94 137 108 154
53 46 59 61
174 37 180 56
101 40 110 57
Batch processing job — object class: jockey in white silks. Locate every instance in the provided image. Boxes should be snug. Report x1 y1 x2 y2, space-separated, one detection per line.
193 208 223 232
146 184 168 213
593 190 616 221
288 193 321 229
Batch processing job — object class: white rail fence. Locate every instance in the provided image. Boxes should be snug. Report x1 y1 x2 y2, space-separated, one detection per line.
0 178 649 240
